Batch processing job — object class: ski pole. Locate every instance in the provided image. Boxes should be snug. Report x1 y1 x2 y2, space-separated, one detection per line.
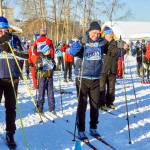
58 69 63 114
5 52 28 150
7 41 43 123
129 65 139 112
73 45 86 141
121 48 132 144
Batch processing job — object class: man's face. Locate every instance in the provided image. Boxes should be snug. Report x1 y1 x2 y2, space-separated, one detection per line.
89 30 101 42
0 28 7 37
105 33 114 42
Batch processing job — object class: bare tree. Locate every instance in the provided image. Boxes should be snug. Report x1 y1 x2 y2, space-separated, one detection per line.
99 0 133 27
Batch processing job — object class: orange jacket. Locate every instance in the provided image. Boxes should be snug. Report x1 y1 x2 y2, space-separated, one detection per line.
63 44 73 62
28 43 38 65
145 41 150 59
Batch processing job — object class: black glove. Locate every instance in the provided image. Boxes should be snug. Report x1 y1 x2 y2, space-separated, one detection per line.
80 35 88 45
36 63 42 70
0 42 11 53
0 32 12 43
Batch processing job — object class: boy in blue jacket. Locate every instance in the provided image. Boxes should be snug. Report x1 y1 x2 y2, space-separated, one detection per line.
70 21 105 141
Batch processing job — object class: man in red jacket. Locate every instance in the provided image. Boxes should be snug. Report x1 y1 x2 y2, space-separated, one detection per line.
63 40 74 82
32 28 54 57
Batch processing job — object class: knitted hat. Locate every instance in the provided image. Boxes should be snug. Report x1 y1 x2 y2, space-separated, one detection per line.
40 28 47 35
104 27 113 35
89 21 101 32
68 40 74 44
33 34 40 39
21 36 26 40
59 41 62 44
0 16 8 29
41 45 50 54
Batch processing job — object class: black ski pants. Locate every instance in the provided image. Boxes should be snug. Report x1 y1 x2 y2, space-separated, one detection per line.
76 78 99 132
99 72 116 107
64 62 72 80
0 78 19 134
58 56 64 71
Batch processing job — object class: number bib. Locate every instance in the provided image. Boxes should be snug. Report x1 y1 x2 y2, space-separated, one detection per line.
85 43 101 60
42 58 54 70
37 41 46 52
66 47 70 54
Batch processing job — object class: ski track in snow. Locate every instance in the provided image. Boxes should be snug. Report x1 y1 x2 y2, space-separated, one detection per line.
1 55 150 150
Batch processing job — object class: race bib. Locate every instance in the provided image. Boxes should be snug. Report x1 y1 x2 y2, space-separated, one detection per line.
42 58 54 70
66 47 70 54
85 43 101 60
37 41 46 52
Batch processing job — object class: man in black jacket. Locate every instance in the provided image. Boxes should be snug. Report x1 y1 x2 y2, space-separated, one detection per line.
99 27 128 111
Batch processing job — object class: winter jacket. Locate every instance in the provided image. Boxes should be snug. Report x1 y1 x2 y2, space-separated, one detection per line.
55 45 63 57
0 33 28 78
101 39 124 74
28 43 38 65
135 42 146 62
32 36 54 57
63 44 73 62
34 54 56 78
70 36 105 79
144 41 150 64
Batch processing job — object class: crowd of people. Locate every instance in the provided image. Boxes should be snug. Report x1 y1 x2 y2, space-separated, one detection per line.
1 15 150 147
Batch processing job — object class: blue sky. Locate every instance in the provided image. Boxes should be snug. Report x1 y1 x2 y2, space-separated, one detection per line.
120 0 150 22
9 0 150 22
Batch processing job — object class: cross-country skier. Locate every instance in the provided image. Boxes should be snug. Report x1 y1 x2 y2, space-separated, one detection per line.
70 21 104 141
0 16 28 147
28 34 40 89
34 45 56 114
99 27 128 111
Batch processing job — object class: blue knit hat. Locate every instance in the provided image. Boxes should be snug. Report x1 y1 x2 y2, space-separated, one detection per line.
21 36 26 40
104 27 113 35
41 45 50 54
0 16 9 28
33 34 40 39
68 40 74 44
59 41 62 44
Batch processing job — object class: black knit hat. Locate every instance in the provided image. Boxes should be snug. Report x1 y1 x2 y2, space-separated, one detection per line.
88 21 101 31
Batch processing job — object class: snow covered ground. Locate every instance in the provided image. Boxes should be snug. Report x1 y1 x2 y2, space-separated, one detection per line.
0 55 150 150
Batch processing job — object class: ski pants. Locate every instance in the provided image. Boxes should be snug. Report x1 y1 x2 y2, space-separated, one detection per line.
58 56 64 71
31 66 37 87
64 62 72 80
99 72 116 107
76 77 99 132
37 78 55 111
0 78 19 134
25 60 30 77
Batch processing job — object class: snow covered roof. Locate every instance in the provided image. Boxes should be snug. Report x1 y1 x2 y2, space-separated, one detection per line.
101 21 150 42
8 24 22 33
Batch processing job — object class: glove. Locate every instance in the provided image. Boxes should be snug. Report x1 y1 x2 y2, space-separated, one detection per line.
0 42 11 53
80 35 88 45
36 63 42 70
0 32 12 43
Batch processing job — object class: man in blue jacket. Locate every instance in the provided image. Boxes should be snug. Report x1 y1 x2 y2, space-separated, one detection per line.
70 21 105 141
0 16 28 147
